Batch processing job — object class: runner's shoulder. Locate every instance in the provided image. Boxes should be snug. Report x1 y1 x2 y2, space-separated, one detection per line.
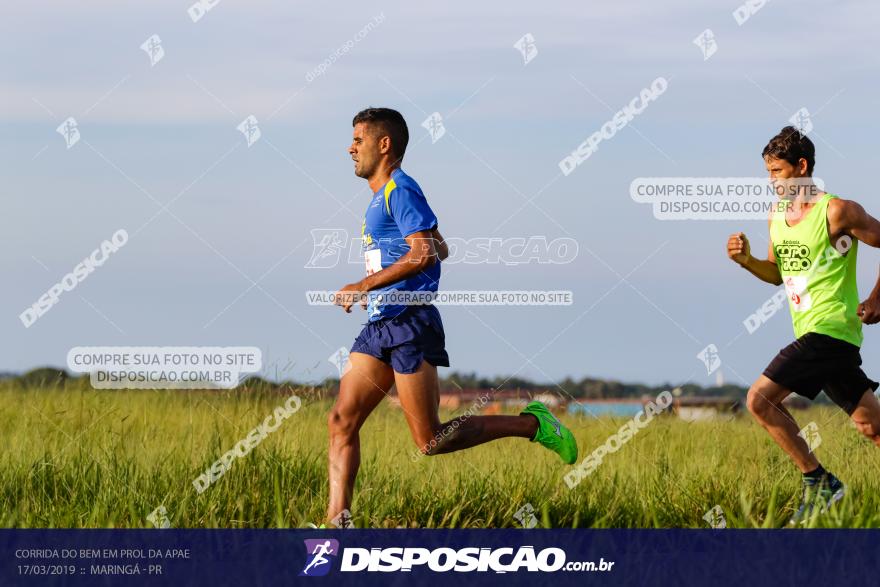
389 169 425 198
826 196 865 228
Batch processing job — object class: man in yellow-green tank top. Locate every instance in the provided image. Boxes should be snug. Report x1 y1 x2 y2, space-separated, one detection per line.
727 126 880 525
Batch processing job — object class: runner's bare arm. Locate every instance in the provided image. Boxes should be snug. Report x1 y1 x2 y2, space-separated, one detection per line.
727 219 782 285
829 199 880 323
828 198 880 247
334 230 438 311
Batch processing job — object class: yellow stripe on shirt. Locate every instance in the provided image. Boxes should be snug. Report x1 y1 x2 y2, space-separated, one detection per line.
383 178 397 215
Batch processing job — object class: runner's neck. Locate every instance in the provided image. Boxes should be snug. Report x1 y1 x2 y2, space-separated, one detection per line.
368 165 400 194
785 189 826 227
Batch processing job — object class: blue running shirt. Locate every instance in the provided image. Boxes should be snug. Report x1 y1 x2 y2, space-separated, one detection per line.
361 168 440 321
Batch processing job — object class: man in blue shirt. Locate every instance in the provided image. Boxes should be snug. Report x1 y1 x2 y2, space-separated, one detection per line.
359 164 441 322
324 107 577 526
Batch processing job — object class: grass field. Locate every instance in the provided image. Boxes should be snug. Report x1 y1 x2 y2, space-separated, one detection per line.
3 384 880 528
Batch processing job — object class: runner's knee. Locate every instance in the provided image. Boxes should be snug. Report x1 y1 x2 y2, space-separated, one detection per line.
328 407 359 441
417 425 451 456
416 432 440 456
746 386 774 419
853 416 880 441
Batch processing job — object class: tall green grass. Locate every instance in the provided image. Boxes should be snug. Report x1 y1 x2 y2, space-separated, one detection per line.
2 385 879 528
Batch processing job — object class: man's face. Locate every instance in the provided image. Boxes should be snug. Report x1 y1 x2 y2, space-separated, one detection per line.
764 156 803 180
349 122 385 179
765 156 808 199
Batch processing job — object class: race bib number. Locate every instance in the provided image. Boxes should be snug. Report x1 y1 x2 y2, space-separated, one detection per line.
365 249 382 276
783 275 812 311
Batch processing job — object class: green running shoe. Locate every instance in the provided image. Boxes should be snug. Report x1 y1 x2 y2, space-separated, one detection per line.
520 401 578 464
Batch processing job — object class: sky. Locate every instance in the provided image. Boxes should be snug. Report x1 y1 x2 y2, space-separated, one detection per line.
4 0 880 389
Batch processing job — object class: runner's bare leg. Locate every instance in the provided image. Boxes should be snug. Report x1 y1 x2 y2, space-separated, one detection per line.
746 374 819 473
394 360 537 455
326 352 394 522
850 389 880 448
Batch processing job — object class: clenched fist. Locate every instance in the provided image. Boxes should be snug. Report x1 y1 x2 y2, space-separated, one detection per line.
727 232 751 266
858 296 880 324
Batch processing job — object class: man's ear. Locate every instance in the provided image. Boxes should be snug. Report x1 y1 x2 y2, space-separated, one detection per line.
378 135 391 155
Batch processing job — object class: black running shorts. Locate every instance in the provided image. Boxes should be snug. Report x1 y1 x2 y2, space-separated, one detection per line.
763 332 878 414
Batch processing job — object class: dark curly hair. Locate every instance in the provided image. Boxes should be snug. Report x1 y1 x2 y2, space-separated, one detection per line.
762 125 815 175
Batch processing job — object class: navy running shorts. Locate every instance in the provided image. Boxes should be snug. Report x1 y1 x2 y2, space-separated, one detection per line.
350 304 450 374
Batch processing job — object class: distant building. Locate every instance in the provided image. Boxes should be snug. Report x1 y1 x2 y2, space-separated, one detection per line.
393 388 550 414
393 388 757 421
567 395 743 421
567 399 644 418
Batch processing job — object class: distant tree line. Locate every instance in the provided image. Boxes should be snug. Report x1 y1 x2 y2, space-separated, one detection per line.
441 371 748 399
0 367 747 399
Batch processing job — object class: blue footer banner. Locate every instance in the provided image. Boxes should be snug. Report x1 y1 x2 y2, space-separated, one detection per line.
3 529 877 586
